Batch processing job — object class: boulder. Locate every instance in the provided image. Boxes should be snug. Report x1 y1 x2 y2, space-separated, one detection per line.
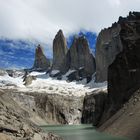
67 68 85 82
23 75 36 86
33 45 50 71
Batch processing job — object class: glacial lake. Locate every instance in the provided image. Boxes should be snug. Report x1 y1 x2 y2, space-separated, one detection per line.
41 124 128 140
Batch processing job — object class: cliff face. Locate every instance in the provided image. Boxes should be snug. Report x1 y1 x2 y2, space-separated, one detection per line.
98 12 140 127
70 36 96 76
33 45 50 71
10 89 84 125
65 36 96 82
95 23 123 82
81 90 107 125
0 89 63 140
52 30 68 73
70 36 89 69
35 94 84 124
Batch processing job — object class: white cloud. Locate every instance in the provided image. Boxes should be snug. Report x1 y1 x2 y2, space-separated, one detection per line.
0 0 140 46
108 0 121 7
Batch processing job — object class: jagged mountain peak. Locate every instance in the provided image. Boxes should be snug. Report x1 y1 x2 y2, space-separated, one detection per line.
35 44 44 56
52 29 68 72
33 44 50 71
54 29 65 39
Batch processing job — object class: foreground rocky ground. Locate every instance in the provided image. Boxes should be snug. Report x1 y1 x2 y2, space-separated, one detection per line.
99 88 140 140
0 89 63 140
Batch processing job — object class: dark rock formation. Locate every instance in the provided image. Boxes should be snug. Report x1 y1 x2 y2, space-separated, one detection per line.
67 68 84 82
70 36 96 76
85 53 96 76
95 21 123 82
65 36 96 82
51 31 96 81
52 30 68 73
81 90 107 125
33 45 50 71
99 12 140 126
31 30 96 81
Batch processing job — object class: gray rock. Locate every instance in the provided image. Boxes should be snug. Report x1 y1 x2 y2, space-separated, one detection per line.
81 91 107 126
99 12 140 126
33 45 50 71
0 90 39 139
9 89 84 125
35 93 84 124
52 30 69 73
95 23 122 82
67 68 85 82
6 70 25 78
69 36 96 80
0 70 7 76
0 89 63 140
23 75 36 86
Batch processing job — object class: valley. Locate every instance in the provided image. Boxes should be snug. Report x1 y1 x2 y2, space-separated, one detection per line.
0 11 140 140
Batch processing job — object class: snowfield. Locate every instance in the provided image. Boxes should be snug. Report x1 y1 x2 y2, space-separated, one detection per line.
0 71 107 97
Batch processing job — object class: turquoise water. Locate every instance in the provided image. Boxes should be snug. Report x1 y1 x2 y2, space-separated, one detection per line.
41 124 128 140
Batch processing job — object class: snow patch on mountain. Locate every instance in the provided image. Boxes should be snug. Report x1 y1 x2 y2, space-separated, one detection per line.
0 71 107 97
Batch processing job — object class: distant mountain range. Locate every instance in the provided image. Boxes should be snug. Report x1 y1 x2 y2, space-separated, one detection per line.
0 31 96 69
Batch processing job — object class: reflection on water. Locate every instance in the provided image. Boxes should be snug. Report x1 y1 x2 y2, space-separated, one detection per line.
41 124 128 140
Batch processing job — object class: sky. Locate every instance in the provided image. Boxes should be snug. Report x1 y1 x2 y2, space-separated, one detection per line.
0 0 140 69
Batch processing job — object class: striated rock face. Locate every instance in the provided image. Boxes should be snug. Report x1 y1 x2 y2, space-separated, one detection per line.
99 12 140 125
0 89 63 140
81 90 107 125
70 36 96 76
95 22 123 82
8 85 84 125
52 30 68 73
67 36 96 82
33 45 50 71
35 93 84 124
